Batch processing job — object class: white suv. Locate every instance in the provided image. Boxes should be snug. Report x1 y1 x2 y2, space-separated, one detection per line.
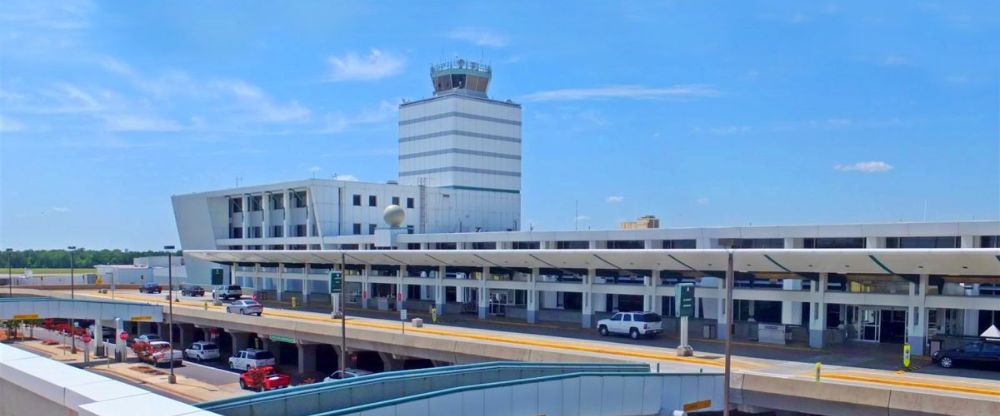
184 341 221 362
228 348 276 371
597 312 663 340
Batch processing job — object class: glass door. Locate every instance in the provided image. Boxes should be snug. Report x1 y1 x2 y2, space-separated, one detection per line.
857 307 881 342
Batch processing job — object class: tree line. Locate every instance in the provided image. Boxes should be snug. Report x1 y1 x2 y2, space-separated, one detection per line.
1 249 178 269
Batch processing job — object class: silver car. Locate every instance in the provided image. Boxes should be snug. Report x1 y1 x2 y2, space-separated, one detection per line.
226 299 263 316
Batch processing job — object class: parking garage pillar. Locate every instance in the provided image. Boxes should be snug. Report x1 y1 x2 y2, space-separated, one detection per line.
808 273 828 348
297 343 317 374
479 266 489 319
781 279 803 326
227 330 251 354
397 265 407 308
378 352 404 371
178 324 194 349
436 265 446 314
642 275 653 312
651 271 663 315
582 269 595 328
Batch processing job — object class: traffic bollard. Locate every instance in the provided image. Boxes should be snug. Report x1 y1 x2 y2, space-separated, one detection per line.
815 362 822 382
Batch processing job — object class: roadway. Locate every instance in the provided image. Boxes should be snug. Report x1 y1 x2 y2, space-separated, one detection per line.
19 287 1000 410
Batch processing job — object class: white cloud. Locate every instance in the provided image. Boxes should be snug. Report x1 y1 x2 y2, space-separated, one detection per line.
882 55 908 66
0 115 26 132
519 84 718 102
105 114 181 132
834 161 894 173
447 27 508 47
696 197 710 205
322 100 397 133
50 206 70 213
214 80 311 123
334 174 359 181
327 49 405 82
606 196 624 203
693 125 751 136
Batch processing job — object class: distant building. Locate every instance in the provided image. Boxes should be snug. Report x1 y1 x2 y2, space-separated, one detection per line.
620 215 660 229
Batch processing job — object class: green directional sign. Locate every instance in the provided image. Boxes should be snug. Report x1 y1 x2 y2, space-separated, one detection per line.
270 334 296 344
676 283 695 318
211 269 224 285
329 270 343 294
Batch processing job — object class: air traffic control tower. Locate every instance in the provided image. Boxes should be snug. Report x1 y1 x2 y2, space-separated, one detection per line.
398 59 522 194
397 59 522 230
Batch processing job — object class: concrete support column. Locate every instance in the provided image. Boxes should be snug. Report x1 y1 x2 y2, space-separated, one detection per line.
716 275 729 340
227 330 250 355
781 279 803 326
527 268 539 323
361 265 372 308
809 273 828 348
478 266 489 319
301 264 310 304
642 275 654 312
865 236 885 248
242 194 249 239
396 265 406 307
276 263 284 301
378 352 405 371
263 192 271 238
963 284 981 336
178 324 194 349
297 343 317 374
651 271 663 315
582 269 595 328
907 274 929 355
282 191 291 239
437 266 446 314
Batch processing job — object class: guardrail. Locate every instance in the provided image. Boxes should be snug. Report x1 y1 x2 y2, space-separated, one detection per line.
199 362 649 416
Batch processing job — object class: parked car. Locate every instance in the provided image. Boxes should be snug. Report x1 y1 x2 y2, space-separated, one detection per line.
323 368 374 382
184 341 220 362
597 312 663 340
228 348 276 371
139 282 163 294
932 341 1000 368
133 333 163 344
142 341 183 366
226 299 263 316
215 285 243 300
180 283 205 297
239 366 290 391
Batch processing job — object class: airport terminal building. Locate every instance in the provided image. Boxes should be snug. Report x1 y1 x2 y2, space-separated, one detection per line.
173 61 1000 355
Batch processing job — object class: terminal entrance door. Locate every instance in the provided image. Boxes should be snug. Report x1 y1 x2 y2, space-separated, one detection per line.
855 307 881 342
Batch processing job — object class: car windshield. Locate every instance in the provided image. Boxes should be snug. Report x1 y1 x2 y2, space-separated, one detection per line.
637 313 662 322
228 285 241 290
202 343 218 349
244 301 261 306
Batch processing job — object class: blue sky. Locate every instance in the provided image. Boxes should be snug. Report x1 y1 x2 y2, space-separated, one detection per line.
1 1 998 250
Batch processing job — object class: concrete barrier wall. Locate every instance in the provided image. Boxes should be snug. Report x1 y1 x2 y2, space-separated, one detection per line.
734 372 1000 416
330 373 724 416
0 342 216 416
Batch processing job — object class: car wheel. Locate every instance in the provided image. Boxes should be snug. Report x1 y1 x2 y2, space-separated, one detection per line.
255 312 262 316
940 356 954 368
598 325 609 336
629 328 639 340
239 379 246 390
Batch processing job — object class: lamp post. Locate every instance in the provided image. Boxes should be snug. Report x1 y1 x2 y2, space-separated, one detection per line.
165 245 177 384
723 249 734 416
6 248 12 297
68 246 78 353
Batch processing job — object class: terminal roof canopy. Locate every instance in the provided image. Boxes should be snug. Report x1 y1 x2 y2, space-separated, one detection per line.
186 249 1000 277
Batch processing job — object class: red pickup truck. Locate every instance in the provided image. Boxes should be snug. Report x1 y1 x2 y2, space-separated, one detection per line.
239 366 290 391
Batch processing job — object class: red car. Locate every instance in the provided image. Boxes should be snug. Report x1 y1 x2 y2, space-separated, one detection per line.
239 366 290 391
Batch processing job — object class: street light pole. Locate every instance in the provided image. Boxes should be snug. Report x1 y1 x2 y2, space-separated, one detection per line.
723 249 734 416
68 246 77 354
339 252 347 374
165 245 177 384
6 248 12 297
